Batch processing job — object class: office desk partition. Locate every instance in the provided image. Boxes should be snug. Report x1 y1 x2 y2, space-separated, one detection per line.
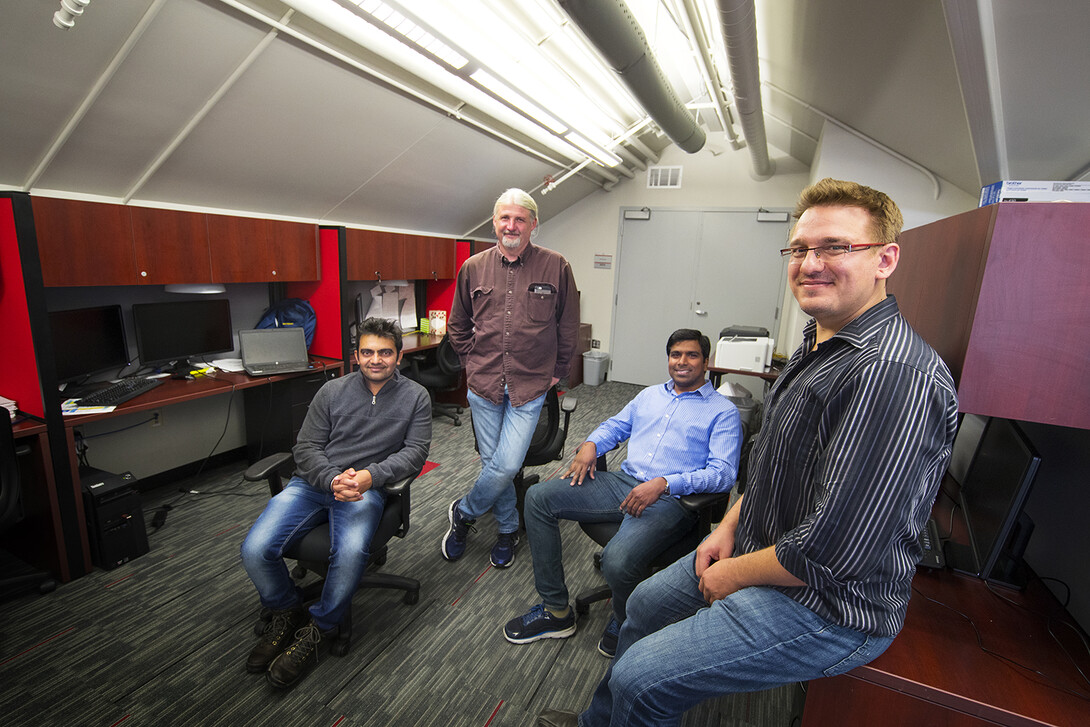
55 357 343 580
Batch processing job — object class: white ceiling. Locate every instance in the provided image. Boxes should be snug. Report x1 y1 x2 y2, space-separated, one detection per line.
1 0 1087 239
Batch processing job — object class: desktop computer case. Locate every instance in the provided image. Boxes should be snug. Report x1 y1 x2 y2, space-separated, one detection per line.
81 469 150 569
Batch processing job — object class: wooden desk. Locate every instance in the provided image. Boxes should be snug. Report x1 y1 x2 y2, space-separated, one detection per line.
55 357 343 580
401 331 443 354
803 568 1090 726
707 353 781 388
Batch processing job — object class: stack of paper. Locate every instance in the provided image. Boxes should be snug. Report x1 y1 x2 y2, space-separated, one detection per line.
1 395 16 420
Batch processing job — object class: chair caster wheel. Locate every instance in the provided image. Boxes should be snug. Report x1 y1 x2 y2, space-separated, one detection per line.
404 590 419 605
331 639 350 657
575 602 589 616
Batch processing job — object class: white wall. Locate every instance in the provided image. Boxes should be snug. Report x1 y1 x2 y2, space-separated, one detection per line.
538 143 811 354
775 123 980 353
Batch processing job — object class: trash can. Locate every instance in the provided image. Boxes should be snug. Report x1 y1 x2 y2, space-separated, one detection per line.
582 351 610 386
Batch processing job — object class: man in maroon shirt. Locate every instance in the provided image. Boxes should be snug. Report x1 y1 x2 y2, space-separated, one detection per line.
443 188 579 568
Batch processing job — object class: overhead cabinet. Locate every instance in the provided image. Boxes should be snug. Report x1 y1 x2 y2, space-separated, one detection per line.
345 228 455 281
32 197 319 286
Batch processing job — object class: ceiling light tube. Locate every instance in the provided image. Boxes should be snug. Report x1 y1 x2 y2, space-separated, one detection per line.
469 70 569 134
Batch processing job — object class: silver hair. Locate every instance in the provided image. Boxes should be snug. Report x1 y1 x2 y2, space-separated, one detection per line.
493 188 539 222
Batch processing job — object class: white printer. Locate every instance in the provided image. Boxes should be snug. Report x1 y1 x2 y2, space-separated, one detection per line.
715 325 774 371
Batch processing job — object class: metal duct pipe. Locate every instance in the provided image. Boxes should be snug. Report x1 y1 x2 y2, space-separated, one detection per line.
718 0 773 179
558 0 705 153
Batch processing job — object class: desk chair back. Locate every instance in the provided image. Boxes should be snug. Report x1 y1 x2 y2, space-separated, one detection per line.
404 336 464 426
243 452 421 655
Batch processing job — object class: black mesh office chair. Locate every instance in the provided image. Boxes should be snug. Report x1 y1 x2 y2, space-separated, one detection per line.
404 336 464 426
243 452 421 656
1 416 58 602
574 451 734 616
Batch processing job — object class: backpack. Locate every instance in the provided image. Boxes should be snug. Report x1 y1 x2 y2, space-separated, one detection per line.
256 298 316 349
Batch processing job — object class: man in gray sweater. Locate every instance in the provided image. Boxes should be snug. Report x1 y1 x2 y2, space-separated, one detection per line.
241 317 431 689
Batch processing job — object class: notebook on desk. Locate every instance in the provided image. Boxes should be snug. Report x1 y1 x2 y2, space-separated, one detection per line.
239 328 312 376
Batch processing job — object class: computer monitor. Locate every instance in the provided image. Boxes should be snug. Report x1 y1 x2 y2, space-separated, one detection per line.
48 304 130 383
132 299 234 372
946 417 1042 589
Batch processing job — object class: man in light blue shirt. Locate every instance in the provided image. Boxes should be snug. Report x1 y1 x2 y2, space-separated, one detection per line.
503 329 742 657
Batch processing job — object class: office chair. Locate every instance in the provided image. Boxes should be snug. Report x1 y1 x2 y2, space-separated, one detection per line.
404 336 464 426
243 452 421 656
573 451 733 616
1 416 58 602
470 385 577 526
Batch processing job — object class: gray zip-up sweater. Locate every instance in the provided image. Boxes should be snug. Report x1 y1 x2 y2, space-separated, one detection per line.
292 369 432 491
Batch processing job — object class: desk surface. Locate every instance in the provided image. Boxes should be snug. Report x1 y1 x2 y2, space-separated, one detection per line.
805 567 1090 726
61 357 342 426
402 332 443 354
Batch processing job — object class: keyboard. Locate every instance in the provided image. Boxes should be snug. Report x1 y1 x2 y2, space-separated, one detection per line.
76 377 165 407
917 517 946 569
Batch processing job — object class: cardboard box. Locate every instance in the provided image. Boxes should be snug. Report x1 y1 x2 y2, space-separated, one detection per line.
979 181 1090 206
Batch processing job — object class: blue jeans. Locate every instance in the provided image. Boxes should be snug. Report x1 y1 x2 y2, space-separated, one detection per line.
525 471 697 623
240 476 385 632
459 388 546 533
580 552 894 727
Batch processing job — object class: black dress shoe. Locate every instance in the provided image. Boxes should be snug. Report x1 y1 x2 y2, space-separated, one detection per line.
537 708 579 727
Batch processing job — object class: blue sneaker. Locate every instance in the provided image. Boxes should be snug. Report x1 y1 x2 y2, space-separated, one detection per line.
503 603 576 644
597 617 620 658
490 531 519 568
441 498 475 561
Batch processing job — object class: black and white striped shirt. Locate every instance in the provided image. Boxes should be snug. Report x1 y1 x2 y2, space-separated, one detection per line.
737 296 958 637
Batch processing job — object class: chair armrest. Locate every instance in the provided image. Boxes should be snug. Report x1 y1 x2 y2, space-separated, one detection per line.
243 452 293 482
382 471 418 496
677 490 732 513
561 395 577 413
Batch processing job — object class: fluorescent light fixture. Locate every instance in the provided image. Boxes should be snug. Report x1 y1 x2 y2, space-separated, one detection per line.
469 70 568 134
164 283 227 294
564 132 622 167
352 0 467 69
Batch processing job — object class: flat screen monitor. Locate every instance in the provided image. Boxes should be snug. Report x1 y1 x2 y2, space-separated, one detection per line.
48 304 129 383
946 417 1042 588
132 299 233 371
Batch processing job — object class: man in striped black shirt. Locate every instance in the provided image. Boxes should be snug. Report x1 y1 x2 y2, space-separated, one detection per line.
539 179 959 727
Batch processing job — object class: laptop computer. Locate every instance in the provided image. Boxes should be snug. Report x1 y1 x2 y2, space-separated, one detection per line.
239 328 312 376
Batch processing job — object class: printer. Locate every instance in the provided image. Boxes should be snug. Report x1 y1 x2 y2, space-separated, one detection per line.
715 325 774 372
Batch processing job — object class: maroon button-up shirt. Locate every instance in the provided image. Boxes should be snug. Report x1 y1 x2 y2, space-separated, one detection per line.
448 244 579 406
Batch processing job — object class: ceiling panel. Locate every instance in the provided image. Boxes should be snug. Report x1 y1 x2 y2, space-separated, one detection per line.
332 116 557 235
137 31 452 220
36 0 269 196
0 0 157 188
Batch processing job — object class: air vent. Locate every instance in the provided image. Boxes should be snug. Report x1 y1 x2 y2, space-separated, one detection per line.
647 165 683 189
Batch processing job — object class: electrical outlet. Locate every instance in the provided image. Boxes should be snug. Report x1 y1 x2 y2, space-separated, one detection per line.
591 339 601 349
151 410 162 427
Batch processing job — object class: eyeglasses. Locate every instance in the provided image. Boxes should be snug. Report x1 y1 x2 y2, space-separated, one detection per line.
779 243 887 260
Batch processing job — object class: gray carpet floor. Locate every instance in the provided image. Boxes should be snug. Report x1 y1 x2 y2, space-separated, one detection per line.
0 381 804 726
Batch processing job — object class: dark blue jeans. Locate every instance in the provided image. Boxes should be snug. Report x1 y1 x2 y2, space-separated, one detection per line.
524 470 697 623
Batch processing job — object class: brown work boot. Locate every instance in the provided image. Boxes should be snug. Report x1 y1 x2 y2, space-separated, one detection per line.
246 607 307 673
267 619 325 689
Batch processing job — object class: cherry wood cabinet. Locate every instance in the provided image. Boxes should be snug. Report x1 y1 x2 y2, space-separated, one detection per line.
345 227 405 281
132 207 212 284
888 202 1090 430
33 198 318 286
209 214 319 283
403 234 455 280
32 197 136 286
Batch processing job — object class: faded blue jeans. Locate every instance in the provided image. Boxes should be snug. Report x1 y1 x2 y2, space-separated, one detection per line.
458 387 546 533
240 476 385 632
524 470 697 623
579 551 894 727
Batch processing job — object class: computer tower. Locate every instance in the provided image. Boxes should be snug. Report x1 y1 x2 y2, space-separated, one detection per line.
81 469 149 569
